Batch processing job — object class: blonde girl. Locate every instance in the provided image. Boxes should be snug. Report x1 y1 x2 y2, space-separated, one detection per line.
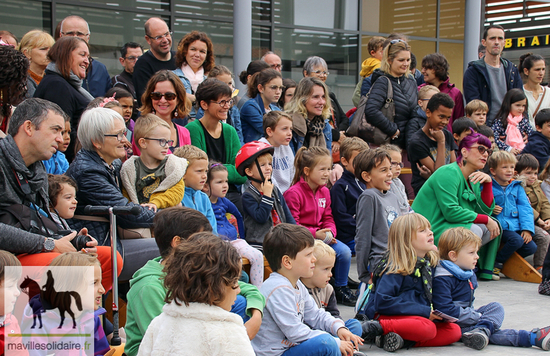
363 214 461 352
283 146 355 305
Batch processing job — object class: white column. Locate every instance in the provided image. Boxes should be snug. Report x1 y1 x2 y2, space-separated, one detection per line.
464 0 483 72
234 0 252 93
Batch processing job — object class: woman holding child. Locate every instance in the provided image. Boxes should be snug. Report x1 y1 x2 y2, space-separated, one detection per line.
412 132 502 280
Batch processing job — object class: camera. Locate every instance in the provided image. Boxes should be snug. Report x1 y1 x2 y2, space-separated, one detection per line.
57 229 93 251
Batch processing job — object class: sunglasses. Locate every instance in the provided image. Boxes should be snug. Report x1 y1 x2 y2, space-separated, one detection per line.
150 92 177 101
473 145 493 156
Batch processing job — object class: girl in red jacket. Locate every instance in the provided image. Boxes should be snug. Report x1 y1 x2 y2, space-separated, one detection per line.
283 146 356 306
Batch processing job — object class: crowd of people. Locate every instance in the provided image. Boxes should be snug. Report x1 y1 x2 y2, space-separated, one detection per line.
1 17 550 355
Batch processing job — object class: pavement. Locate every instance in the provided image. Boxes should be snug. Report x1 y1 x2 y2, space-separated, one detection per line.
339 256 550 355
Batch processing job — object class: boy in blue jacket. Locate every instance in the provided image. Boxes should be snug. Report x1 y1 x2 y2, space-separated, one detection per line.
330 137 369 255
433 227 550 350
522 108 550 172
489 150 537 278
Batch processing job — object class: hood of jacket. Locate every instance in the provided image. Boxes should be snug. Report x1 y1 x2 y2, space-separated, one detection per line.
129 256 163 288
162 301 243 323
360 57 381 77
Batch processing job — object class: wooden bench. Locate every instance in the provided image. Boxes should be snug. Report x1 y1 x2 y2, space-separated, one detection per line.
502 252 542 283
242 256 272 281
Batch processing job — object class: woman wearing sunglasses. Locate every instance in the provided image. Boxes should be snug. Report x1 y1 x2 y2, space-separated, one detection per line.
412 132 502 280
134 70 191 155
240 68 282 143
186 79 247 211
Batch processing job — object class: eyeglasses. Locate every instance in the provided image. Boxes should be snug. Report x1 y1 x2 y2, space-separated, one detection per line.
104 129 128 141
391 162 404 168
61 31 90 38
144 137 174 147
150 92 177 101
211 99 233 107
270 64 282 70
267 85 286 91
312 70 329 76
147 31 172 42
472 145 493 156
124 55 141 62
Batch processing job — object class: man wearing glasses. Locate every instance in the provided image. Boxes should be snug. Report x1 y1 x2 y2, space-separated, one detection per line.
112 42 144 99
59 16 112 98
133 17 176 106
261 51 283 72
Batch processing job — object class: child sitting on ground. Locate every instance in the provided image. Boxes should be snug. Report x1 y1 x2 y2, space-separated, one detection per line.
0 250 25 355
284 147 355 306
125 207 265 356
522 108 550 171
252 224 363 356
406 85 439 147
173 145 217 233
489 150 537 278
381 144 411 214
330 137 369 255
452 117 478 146
259 111 295 193
433 227 550 350
236 141 295 250
515 154 550 272
203 161 264 287
355 148 404 286
138 233 255 356
121 114 187 212
465 99 489 127
43 118 71 174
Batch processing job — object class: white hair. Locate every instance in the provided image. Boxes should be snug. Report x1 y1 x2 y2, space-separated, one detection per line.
78 108 124 151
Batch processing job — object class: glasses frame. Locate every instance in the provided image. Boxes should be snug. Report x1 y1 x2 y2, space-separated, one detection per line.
124 55 141 62
104 129 128 141
390 161 404 168
211 99 234 108
147 31 172 42
267 85 286 91
311 70 330 76
144 137 174 147
150 92 177 101
473 145 493 156
61 31 90 38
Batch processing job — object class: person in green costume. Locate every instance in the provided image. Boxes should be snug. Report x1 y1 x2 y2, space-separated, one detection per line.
412 132 502 280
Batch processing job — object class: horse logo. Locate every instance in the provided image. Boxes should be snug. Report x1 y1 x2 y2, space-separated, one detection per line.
41 270 82 329
20 276 43 328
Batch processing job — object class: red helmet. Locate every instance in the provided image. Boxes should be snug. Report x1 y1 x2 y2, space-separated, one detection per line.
235 141 275 176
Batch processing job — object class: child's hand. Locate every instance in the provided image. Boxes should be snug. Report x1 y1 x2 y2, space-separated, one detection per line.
493 205 502 215
337 327 364 348
429 128 445 143
315 228 331 240
416 163 432 179
429 311 443 321
261 178 273 197
141 203 158 212
521 230 533 244
511 148 521 155
544 220 550 230
244 309 262 340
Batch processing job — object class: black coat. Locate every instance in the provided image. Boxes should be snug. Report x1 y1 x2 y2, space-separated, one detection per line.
364 69 418 148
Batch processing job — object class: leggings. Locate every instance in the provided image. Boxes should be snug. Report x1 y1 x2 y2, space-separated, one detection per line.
232 238 264 287
378 315 462 347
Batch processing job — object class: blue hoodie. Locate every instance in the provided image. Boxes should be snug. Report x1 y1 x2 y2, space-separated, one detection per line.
522 131 550 172
181 186 218 234
491 178 534 234
330 169 365 246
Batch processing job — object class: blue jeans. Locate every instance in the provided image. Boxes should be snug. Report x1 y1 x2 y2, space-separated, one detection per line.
282 334 340 356
342 239 356 256
496 230 538 264
331 240 352 287
231 295 247 321
346 318 362 337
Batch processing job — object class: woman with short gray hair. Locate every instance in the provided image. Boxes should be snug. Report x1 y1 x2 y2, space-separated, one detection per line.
66 107 159 280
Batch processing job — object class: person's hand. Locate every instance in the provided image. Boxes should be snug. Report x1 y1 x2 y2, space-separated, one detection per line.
141 203 158 212
244 309 262 340
337 327 364 350
511 148 521 155
523 132 529 143
391 129 400 140
493 205 502 215
315 228 332 240
544 219 550 230
417 163 432 180
339 340 355 356
332 141 341 153
80 228 98 254
53 232 78 253
429 311 443 321
486 218 500 240
430 128 445 143
468 171 491 184
261 178 273 197
338 131 347 143
330 164 344 186
521 231 533 244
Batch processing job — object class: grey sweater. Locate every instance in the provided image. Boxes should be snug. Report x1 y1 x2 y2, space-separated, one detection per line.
355 188 403 283
0 135 49 254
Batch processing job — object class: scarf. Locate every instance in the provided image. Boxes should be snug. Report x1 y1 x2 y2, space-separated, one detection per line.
181 64 204 94
505 113 525 150
414 257 433 305
46 62 94 101
307 116 325 137
28 69 43 86
440 260 474 281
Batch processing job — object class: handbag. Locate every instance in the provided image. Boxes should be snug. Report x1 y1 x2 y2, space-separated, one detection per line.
346 76 395 146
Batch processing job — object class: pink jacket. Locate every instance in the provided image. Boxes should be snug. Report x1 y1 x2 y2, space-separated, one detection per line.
283 177 337 237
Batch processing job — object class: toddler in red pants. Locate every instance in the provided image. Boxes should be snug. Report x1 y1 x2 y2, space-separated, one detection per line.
360 213 462 352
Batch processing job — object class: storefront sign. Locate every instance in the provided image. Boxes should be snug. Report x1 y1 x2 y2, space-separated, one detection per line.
505 35 550 50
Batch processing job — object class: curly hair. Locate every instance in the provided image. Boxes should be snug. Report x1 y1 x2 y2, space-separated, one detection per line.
175 31 215 72
139 70 190 119
163 232 241 306
0 45 29 121
421 53 449 82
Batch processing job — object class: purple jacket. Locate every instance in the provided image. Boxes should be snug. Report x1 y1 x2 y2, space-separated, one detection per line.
419 78 465 132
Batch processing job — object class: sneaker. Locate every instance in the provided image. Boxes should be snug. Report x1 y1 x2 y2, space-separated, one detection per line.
334 286 358 306
360 320 383 343
539 279 550 296
348 277 360 290
382 332 404 352
532 326 550 350
492 267 501 281
375 334 383 348
462 328 489 350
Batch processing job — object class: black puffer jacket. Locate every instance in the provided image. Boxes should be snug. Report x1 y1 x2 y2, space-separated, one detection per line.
66 149 154 246
364 69 418 148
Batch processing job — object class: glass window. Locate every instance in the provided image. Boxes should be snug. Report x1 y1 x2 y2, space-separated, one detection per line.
1 0 51 35
439 0 465 40
252 0 271 22
252 25 271 59
274 0 358 30
174 0 233 20
439 42 465 91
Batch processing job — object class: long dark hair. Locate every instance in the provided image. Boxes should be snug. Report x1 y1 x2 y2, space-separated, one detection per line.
494 88 526 130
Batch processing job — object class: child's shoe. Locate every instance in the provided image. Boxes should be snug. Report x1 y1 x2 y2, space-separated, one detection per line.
334 286 358 306
532 326 550 351
360 320 383 343
539 279 550 296
492 262 503 281
380 332 404 352
462 328 490 350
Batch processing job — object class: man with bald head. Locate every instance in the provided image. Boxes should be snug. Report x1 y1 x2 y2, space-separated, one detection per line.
133 17 176 106
261 51 282 72
59 15 111 97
